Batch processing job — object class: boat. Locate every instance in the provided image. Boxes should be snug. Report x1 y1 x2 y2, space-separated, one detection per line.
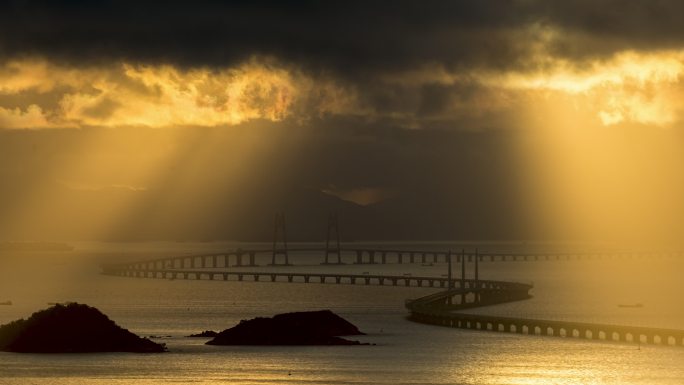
618 303 644 308
0 300 12 306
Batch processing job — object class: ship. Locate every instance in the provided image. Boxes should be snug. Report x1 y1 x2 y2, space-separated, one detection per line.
617 303 644 308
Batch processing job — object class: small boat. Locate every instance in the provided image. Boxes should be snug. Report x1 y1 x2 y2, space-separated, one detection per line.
618 303 644 308
0 300 12 306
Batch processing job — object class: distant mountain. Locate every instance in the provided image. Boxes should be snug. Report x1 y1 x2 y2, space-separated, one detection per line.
0 179 528 242
0 242 74 252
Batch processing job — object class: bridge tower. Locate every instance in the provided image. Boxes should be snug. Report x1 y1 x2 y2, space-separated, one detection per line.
270 211 291 265
475 248 480 303
323 213 343 264
461 248 466 304
447 249 453 305
447 249 453 289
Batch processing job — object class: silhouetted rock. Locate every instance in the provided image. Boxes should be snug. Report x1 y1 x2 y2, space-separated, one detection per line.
186 330 218 338
207 310 366 346
0 303 166 353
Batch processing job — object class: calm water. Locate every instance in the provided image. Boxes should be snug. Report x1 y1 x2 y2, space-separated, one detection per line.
1 242 683 385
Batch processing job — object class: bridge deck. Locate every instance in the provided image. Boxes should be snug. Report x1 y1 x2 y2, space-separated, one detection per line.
102 267 521 289
405 287 684 347
111 248 683 268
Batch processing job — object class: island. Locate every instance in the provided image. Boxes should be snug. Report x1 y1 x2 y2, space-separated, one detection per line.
187 330 218 337
0 303 166 353
206 310 367 346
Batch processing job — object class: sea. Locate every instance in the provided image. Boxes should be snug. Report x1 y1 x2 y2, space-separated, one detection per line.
1 241 683 385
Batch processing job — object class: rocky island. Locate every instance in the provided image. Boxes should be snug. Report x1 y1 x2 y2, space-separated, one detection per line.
187 330 218 338
206 310 367 346
0 303 166 353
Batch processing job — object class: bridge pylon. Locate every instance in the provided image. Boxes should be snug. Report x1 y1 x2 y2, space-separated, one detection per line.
461 248 466 303
323 213 344 265
475 248 480 303
270 211 291 266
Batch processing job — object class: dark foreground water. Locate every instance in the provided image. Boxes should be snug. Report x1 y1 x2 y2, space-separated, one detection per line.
1 242 683 384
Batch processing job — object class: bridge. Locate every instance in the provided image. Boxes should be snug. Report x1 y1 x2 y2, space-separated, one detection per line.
101 246 684 348
105 246 682 270
112 214 681 267
102 265 456 287
405 289 684 347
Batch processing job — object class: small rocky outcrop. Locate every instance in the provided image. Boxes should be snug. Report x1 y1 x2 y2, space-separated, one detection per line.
186 330 218 338
0 303 166 353
207 310 366 346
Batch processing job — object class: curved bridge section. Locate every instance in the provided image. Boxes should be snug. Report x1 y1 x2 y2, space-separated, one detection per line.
405 285 684 347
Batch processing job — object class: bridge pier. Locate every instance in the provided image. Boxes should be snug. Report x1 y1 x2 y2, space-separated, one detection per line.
269 251 291 266
233 252 244 267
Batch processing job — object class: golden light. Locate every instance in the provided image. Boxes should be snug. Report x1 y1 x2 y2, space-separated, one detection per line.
498 50 684 126
0 57 356 129
504 50 684 245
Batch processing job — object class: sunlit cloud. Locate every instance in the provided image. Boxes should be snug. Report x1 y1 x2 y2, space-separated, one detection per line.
3 47 683 131
377 48 684 128
0 104 53 129
0 58 357 129
498 50 684 126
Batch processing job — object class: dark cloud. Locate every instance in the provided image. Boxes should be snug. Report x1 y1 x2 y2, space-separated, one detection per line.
0 1 620 73
0 1 523 75
6 0 681 77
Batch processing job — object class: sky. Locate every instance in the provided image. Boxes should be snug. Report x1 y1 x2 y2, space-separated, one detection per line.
2 1 684 243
